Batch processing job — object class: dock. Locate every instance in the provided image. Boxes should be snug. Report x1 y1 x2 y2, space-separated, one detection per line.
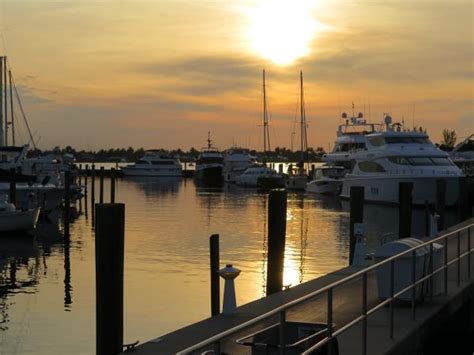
127 218 474 354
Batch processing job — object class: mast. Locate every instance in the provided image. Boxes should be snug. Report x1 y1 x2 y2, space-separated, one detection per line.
0 57 4 146
299 71 308 175
207 131 211 149
262 69 270 153
3 57 7 146
9 69 14 146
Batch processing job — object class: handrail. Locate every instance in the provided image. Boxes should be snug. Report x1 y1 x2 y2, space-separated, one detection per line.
177 222 473 354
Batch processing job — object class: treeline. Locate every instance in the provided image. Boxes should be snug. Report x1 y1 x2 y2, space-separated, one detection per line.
28 145 327 162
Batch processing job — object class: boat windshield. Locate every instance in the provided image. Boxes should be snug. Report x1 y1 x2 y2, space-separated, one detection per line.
323 168 345 177
340 124 377 135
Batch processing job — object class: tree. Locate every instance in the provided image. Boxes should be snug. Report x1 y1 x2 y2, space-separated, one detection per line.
441 129 457 151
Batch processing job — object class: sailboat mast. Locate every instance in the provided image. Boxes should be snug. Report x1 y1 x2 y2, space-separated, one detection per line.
300 71 304 164
0 57 4 146
9 70 14 146
3 57 7 146
263 69 267 153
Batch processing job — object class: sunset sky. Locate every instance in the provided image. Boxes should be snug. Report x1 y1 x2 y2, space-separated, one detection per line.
0 0 472 150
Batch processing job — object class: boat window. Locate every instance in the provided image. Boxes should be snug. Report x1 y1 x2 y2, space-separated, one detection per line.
358 161 386 173
337 143 365 152
137 160 149 164
388 157 411 165
385 137 430 144
198 157 223 164
407 157 432 165
368 137 385 147
430 157 453 166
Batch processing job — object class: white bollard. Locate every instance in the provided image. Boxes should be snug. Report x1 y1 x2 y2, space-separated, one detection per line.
219 264 241 315
429 213 440 237
352 223 367 267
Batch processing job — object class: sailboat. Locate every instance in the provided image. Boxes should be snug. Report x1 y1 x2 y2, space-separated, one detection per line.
286 71 310 190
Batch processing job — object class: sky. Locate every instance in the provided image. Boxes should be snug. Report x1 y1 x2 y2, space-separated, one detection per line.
0 0 472 151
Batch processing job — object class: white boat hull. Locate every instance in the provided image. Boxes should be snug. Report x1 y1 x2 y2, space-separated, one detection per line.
122 167 182 177
341 176 461 206
306 179 342 195
0 207 40 233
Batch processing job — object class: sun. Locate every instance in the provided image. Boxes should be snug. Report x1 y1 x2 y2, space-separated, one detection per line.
245 0 325 65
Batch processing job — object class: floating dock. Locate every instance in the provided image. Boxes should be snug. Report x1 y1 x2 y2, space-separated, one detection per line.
127 218 474 354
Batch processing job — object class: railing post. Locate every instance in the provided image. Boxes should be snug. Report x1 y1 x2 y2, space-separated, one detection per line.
444 237 448 296
327 288 333 355
468 228 471 279
362 273 367 355
390 259 394 339
279 310 286 355
411 250 416 321
457 231 461 286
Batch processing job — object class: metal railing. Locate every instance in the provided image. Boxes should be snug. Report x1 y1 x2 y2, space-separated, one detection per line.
177 222 473 355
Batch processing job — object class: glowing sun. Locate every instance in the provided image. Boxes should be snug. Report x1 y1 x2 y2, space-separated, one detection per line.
245 0 325 65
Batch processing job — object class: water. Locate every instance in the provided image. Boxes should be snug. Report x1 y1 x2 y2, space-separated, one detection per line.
0 177 460 354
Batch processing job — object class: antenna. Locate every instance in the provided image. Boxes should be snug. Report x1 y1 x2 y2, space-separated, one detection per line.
352 101 355 118
207 131 211 149
412 102 416 130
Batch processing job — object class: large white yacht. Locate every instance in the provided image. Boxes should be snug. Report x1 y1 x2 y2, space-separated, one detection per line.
222 148 257 183
122 150 182 177
340 116 463 206
323 112 383 171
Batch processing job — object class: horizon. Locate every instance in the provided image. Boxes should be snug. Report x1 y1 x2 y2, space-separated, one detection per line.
0 0 471 150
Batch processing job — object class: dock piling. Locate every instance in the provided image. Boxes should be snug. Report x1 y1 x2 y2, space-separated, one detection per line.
64 170 71 239
91 164 96 222
210 234 220 316
110 168 116 203
398 182 413 239
266 189 287 295
95 203 125 355
99 167 104 204
349 186 364 265
84 165 89 218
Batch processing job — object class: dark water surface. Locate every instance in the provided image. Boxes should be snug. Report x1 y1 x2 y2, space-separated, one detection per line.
0 176 458 354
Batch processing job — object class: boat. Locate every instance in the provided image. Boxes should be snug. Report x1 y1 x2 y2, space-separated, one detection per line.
306 166 345 195
286 71 310 191
450 134 474 176
222 148 257 183
236 165 284 188
340 115 463 206
323 108 384 171
0 195 40 234
122 150 182 177
194 132 224 186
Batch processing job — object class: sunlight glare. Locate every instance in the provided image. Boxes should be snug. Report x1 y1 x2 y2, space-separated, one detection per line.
245 0 325 65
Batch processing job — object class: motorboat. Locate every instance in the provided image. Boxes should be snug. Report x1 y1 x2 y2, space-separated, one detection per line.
323 111 384 171
194 133 224 186
450 134 474 176
236 165 284 188
122 150 182 177
222 148 257 183
340 115 463 206
306 166 345 195
0 195 40 234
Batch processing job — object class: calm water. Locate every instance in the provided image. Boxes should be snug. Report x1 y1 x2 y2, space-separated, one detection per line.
0 176 459 354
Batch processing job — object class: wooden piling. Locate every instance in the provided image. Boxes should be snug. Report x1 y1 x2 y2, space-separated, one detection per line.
9 181 15 205
436 179 446 230
84 165 89 218
398 182 413 239
99 167 104 204
349 186 364 265
266 189 287 295
210 234 220 316
95 203 125 355
91 164 96 223
110 168 116 203
64 170 71 239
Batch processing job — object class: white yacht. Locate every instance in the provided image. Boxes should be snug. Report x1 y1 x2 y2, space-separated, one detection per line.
236 165 283 188
0 195 40 233
194 133 224 185
450 134 474 176
122 151 182 177
323 112 383 171
306 166 345 195
222 148 257 183
340 116 463 206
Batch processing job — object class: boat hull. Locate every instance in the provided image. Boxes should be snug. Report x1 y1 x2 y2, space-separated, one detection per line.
0 207 40 233
194 165 224 186
285 175 308 190
306 179 342 195
122 167 182 177
340 176 461 206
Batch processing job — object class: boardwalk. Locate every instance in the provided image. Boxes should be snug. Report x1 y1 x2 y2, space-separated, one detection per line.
129 218 473 354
